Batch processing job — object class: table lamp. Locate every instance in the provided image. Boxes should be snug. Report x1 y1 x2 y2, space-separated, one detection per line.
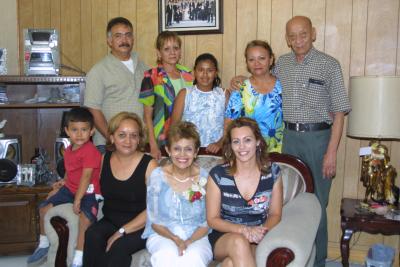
347 76 400 205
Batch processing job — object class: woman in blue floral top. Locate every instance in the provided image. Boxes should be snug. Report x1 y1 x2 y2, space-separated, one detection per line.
225 40 284 153
142 121 212 267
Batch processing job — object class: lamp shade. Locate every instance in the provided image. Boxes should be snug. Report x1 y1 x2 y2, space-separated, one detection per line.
347 76 400 139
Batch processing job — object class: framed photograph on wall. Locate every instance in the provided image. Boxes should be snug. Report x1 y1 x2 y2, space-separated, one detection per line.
159 0 223 35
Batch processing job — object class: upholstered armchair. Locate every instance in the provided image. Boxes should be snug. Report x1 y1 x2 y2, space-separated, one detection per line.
44 152 320 267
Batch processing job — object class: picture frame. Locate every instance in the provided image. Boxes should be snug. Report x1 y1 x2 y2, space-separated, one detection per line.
159 0 223 35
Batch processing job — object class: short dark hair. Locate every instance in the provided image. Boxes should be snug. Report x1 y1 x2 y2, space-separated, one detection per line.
65 107 94 129
106 17 133 37
193 53 221 88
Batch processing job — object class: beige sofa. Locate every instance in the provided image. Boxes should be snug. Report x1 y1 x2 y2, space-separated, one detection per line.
43 152 321 267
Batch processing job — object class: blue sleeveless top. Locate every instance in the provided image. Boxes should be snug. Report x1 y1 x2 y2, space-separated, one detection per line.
182 85 226 147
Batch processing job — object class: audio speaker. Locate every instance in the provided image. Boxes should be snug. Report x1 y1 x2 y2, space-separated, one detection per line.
54 137 70 178
0 136 22 184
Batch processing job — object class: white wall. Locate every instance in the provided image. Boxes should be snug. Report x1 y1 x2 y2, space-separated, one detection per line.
0 0 19 74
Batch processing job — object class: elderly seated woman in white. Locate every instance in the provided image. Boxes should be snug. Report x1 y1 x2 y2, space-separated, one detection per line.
142 121 212 267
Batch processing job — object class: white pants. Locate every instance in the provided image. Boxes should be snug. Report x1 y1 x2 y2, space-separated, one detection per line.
146 234 212 267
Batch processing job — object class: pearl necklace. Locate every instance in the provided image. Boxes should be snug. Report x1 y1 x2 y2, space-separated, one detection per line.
170 165 194 183
171 175 193 183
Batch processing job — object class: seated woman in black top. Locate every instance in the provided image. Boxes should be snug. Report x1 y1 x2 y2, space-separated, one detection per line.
206 117 283 267
83 112 157 267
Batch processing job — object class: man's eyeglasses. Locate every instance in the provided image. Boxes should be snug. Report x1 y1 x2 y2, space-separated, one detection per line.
112 32 133 39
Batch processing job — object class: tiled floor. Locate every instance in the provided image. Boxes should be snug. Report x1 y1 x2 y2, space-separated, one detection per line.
326 259 363 267
0 254 365 267
0 254 45 267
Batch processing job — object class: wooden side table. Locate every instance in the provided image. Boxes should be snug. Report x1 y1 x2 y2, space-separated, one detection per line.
340 198 400 267
0 184 51 255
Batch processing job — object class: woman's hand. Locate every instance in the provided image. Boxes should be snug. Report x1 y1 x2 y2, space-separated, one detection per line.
206 142 222 153
106 231 123 252
249 226 268 243
230 75 247 90
172 235 187 256
184 238 193 248
240 225 268 244
150 143 162 160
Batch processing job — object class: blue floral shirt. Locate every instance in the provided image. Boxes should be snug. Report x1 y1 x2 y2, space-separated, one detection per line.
225 79 284 152
142 167 209 240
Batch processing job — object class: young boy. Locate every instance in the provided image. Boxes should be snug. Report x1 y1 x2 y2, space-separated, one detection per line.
27 107 102 267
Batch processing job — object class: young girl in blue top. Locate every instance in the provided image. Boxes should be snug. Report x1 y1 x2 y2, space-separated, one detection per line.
172 53 229 153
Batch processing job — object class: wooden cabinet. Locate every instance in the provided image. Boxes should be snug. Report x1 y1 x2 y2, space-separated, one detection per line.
0 185 51 255
0 76 85 166
0 76 84 254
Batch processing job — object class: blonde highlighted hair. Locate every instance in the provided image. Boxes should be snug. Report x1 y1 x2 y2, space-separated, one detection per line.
106 112 146 152
167 121 200 150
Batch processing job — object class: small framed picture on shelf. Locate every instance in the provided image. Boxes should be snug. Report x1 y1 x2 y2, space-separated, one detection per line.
159 0 223 35
0 48 7 75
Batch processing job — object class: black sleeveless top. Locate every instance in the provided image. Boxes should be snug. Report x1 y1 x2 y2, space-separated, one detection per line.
100 152 152 227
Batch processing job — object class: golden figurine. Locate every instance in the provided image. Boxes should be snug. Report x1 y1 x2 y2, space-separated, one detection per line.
360 142 399 205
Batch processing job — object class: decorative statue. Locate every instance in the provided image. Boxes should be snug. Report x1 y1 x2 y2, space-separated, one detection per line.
360 142 399 206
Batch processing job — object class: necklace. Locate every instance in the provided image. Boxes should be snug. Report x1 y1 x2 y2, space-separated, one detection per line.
171 175 193 183
170 165 193 183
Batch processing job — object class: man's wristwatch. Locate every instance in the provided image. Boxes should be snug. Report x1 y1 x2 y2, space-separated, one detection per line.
118 227 126 235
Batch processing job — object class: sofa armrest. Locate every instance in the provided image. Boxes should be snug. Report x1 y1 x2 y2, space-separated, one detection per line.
44 203 79 267
256 193 321 267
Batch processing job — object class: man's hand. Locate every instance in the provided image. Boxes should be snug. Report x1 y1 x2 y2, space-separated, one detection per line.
323 149 337 179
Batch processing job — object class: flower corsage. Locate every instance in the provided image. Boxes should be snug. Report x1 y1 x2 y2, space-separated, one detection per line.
183 176 207 203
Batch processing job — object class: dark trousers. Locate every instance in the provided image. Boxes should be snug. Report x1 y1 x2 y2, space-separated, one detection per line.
282 128 332 267
83 218 146 267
